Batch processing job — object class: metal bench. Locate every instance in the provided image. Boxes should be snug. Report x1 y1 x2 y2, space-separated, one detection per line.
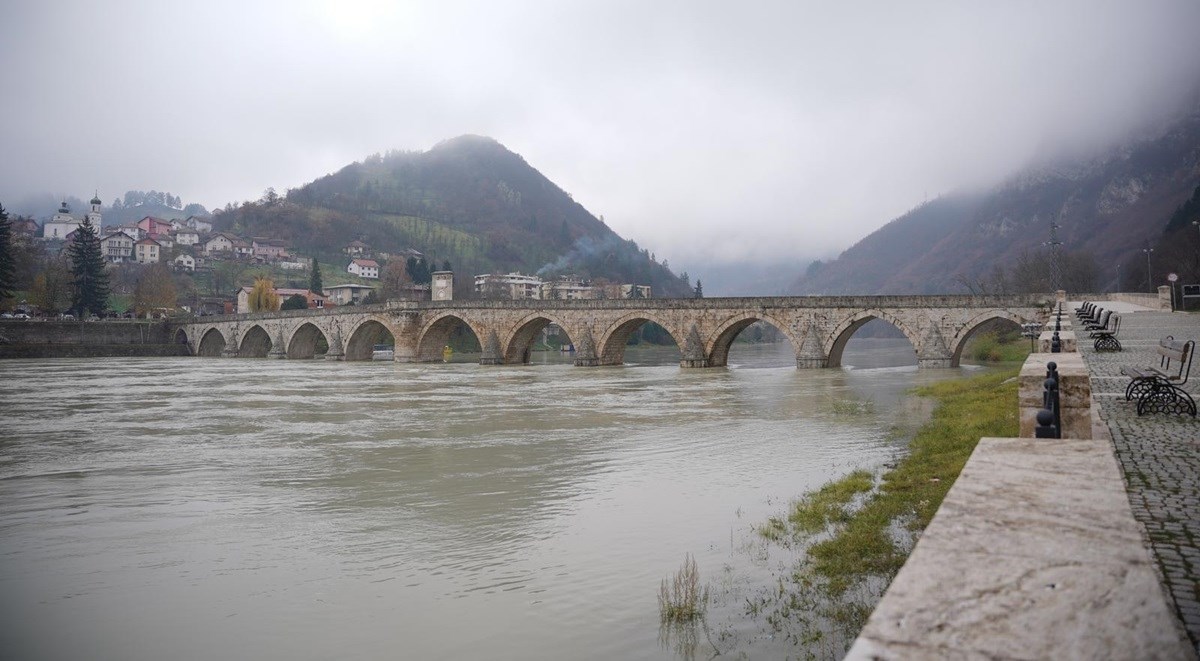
1075 301 1095 320
1089 313 1121 352
1121 337 1196 416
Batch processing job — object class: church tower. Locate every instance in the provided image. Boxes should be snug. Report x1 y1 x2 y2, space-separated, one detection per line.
86 191 103 229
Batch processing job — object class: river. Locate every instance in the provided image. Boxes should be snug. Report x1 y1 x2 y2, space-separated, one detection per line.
0 339 988 660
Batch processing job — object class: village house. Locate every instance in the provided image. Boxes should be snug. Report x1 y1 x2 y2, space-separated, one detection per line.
344 240 369 258
173 253 196 271
323 283 376 305
13 217 40 236
185 215 213 233
175 229 200 246
135 237 162 264
100 230 135 263
202 232 237 255
252 237 290 261
137 216 173 238
236 287 329 314
116 222 143 240
347 258 380 279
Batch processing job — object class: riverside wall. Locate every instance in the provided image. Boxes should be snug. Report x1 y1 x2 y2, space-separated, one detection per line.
0 321 189 358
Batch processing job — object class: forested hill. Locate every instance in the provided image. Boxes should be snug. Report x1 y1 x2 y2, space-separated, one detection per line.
793 102 1200 295
214 135 693 296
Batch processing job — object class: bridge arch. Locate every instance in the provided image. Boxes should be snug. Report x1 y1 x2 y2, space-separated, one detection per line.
239 324 273 358
597 311 682 366
286 321 329 359
825 309 920 368
948 309 1029 367
502 312 579 364
197 327 226 357
345 316 397 361
706 312 800 367
173 327 190 349
414 312 487 362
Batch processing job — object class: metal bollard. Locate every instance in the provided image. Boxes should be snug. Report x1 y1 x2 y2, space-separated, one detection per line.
1034 408 1058 438
1051 331 1061 353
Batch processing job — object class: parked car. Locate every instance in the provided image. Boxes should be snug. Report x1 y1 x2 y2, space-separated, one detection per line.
0 312 12 319
14 312 30 320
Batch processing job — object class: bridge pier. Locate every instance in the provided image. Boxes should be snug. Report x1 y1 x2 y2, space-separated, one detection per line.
796 357 828 369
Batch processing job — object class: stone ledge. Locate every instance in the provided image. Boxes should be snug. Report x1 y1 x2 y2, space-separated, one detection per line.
845 437 1193 660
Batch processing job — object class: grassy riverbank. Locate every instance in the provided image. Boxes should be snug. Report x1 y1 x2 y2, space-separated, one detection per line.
752 366 1020 655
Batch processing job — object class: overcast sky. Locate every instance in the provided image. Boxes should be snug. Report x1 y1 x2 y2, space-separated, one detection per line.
3 0 1200 271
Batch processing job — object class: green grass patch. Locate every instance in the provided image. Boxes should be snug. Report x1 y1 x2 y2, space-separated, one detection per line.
787 470 875 534
963 330 1031 363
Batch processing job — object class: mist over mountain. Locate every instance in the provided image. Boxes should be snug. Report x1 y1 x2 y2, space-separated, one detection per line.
793 102 1200 295
214 136 694 296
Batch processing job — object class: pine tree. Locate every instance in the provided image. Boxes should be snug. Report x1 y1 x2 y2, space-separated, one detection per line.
694 280 703 298
309 257 323 293
67 216 110 315
0 204 14 302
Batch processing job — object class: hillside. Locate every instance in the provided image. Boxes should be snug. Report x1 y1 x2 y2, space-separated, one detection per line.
214 136 693 297
794 104 1200 295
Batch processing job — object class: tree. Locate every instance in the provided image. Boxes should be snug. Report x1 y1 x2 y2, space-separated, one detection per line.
281 293 308 310
247 277 280 312
693 280 703 298
441 259 452 272
380 260 413 301
309 257 323 293
133 263 177 317
0 204 14 303
30 258 72 313
67 216 110 315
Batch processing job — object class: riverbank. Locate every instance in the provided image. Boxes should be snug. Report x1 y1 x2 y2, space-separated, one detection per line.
748 365 1020 656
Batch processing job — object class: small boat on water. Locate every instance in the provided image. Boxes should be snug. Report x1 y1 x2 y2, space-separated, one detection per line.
560 343 575 353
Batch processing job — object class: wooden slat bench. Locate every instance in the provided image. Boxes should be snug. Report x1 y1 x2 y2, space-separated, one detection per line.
1121 337 1196 416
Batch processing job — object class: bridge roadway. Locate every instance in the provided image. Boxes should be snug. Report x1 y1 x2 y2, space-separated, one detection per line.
171 295 1051 368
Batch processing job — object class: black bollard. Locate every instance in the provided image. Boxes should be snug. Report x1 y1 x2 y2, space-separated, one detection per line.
1034 408 1058 438
1051 331 1061 353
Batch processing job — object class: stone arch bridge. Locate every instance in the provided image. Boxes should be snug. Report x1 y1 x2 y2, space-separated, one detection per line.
171 295 1050 369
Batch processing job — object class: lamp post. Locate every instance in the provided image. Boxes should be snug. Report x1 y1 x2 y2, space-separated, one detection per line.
1143 247 1154 292
1115 263 1121 293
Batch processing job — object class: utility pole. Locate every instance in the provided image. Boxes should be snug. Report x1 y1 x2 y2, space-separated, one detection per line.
1143 245 1154 292
1045 214 1063 292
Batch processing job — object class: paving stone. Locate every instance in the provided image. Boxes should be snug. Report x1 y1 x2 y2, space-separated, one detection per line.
1074 304 1200 655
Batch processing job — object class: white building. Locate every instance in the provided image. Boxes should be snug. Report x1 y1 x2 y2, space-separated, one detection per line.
474 272 543 300
324 283 376 305
186 216 213 233
202 233 236 255
173 253 196 271
135 237 162 264
43 194 104 240
100 230 135 263
175 229 200 246
347 258 380 279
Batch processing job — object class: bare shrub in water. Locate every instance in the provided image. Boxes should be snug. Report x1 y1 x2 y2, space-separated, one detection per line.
659 554 710 623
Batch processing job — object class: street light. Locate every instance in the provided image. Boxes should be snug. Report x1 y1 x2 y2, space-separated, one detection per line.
1115 263 1121 293
1143 247 1154 292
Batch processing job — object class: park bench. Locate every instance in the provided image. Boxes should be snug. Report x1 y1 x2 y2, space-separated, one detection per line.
1121 337 1196 416
1089 313 1121 352
1083 309 1112 332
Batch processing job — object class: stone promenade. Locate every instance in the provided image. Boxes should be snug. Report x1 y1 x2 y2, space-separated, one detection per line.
1077 302 1200 655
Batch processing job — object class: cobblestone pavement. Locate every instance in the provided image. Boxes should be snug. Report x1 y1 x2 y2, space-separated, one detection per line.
1073 305 1200 653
